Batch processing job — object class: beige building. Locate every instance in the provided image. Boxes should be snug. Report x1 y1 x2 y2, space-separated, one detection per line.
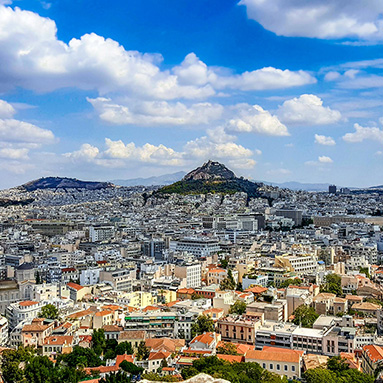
245 346 304 379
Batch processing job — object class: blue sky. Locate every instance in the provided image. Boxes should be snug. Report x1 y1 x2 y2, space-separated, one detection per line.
0 0 383 188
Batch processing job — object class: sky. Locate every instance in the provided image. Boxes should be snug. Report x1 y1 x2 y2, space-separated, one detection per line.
0 0 383 188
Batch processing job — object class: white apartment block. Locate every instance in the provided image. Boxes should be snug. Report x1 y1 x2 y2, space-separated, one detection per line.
89 226 115 242
170 237 220 257
174 263 202 288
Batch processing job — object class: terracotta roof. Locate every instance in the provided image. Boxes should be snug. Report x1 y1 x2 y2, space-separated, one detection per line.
352 302 380 311
44 335 74 346
102 325 123 332
22 324 49 332
245 286 267 294
246 347 304 363
61 268 76 272
148 351 171 361
146 338 185 353
67 309 93 319
19 300 38 307
177 288 196 294
190 332 215 346
363 345 383 363
95 310 112 317
67 282 84 291
217 354 244 363
116 354 135 366
208 269 226 274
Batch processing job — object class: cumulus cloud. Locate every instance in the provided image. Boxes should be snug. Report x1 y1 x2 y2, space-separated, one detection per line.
240 0 383 41
0 99 15 118
0 6 315 99
0 147 29 159
343 123 383 143
64 127 256 170
277 94 342 126
228 104 289 136
0 119 55 144
318 156 333 163
314 134 336 146
87 97 223 126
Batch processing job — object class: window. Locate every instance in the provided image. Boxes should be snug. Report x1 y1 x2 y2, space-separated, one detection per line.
262 363 266 369
284 365 288 371
269 364 273 370
277 364 280 371
292 366 295 372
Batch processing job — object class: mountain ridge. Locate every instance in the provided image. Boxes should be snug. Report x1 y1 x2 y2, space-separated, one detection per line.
21 177 114 192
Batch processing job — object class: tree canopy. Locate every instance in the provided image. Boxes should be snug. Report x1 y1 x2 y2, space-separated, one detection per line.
229 301 247 315
38 304 59 320
191 314 215 338
292 305 319 328
220 269 236 291
320 274 342 296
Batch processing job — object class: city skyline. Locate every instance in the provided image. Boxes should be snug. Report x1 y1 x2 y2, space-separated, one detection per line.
0 0 383 188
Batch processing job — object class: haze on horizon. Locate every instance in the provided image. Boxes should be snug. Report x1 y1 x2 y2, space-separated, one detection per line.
0 0 382 189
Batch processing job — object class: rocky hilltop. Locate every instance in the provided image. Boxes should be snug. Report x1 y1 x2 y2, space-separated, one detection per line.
21 177 114 192
157 160 262 198
184 160 236 181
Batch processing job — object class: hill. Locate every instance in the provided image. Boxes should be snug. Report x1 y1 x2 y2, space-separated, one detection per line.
157 160 262 198
21 177 114 192
112 171 186 187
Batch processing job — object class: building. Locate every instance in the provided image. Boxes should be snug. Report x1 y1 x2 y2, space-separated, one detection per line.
100 269 135 292
361 344 383 377
218 315 261 344
89 226 115 242
245 346 304 379
7 300 42 330
169 237 220 258
275 210 303 226
329 185 337 194
174 263 202 288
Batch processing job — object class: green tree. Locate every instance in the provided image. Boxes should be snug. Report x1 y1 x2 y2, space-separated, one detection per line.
92 328 106 356
104 339 118 359
216 342 239 355
115 341 134 356
220 269 236 290
136 341 150 361
142 372 178 382
24 355 56 383
119 360 144 376
1 346 35 383
35 271 41 284
229 300 247 315
321 274 342 296
292 305 319 328
191 314 215 338
58 345 103 368
359 267 371 279
99 371 130 383
279 278 302 289
38 304 59 320
220 258 229 269
304 368 337 383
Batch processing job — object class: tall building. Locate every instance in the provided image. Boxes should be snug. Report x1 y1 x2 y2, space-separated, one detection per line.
329 185 337 194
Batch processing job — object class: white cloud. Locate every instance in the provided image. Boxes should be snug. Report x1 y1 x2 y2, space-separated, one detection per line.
0 99 15 118
376 151 383 156
0 147 29 159
64 143 99 161
315 134 336 146
0 119 55 144
228 104 289 136
212 67 316 91
318 156 333 163
343 123 383 143
64 127 256 170
277 94 342 126
266 168 292 176
240 0 383 41
0 6 315 99
87 97 223 126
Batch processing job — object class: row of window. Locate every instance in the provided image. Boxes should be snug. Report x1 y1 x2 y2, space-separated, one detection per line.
262 363 296 372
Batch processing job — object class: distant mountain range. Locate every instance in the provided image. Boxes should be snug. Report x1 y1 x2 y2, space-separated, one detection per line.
156 160 263 198
21 177 113 191
111 171 186 187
